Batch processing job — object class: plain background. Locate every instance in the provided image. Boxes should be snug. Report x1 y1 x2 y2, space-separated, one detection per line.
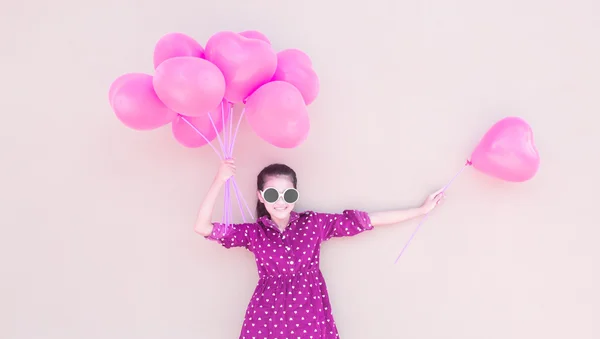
1 0 599 338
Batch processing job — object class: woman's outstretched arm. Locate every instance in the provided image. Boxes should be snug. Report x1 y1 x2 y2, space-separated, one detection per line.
368 188 445 227
194 159 235 236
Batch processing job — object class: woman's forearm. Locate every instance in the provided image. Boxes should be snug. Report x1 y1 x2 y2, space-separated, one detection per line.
194 178 226 236
369 188 445 227
369 207 427 227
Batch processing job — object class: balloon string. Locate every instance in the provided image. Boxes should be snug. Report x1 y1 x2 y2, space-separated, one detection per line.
228 181 233 226
223 102 253 220
183 104 252 229
204 107 228 228
222 102 232 228
230 108 245 155
222 101 229 157
223 180 229 228
208 113 227 156
221 102 248 225
221 102 232 229
232 178 255 220
228 103 234 157
203 104 232 229
229 181 233 226
393 160 472 264
179 115 222 160
221 102 247 222
231 179 247 223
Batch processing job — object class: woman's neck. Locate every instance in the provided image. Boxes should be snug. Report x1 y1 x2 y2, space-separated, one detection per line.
271 215 290 231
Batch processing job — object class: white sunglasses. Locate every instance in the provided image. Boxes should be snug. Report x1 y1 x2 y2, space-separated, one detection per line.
260 187 299 204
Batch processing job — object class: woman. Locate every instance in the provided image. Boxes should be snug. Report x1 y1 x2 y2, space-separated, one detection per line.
195 159 445 339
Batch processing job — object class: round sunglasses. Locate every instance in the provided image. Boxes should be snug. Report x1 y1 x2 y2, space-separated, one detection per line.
260 187 299 204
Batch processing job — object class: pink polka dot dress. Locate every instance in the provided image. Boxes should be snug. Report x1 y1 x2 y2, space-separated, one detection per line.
206 210 373 339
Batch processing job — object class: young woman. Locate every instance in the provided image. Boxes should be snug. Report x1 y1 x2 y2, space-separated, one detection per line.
195 159 445 339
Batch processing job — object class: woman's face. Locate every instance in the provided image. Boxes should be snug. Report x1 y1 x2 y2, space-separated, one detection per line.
257 175 297 220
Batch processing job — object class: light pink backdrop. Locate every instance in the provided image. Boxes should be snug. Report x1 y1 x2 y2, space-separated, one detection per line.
1 1 599 338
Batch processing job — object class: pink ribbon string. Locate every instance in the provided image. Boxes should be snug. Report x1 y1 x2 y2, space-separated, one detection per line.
229 108 245 156
180 116 222 160
185 102 254 230
227 105 253 221
231 178 255 220
219 101 230 227
221 101 226 152
393 160 472 264
207 112 226 157
183 101 257 230
221 101 231 227
224 179 231 226
228 103 234 156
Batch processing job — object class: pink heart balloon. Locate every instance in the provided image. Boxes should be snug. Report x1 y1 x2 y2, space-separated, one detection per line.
470 116 540 182
245 81 310 148
109 73 177 131
277 48 312 67
153 32 205 69
238 30 271 45
108 73 130 108
204 31 277 103
272 49 319 105
153 56 226 117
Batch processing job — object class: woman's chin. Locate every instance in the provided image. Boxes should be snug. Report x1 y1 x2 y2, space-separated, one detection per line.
270 207 290 219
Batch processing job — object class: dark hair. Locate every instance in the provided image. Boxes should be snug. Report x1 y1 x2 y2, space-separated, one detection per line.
256 163 298 219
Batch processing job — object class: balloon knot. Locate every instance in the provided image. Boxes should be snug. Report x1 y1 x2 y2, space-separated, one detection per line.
466 159 473 166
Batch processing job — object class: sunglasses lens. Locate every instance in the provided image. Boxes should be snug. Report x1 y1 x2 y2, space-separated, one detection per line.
283 189 299 203
263 188 280 203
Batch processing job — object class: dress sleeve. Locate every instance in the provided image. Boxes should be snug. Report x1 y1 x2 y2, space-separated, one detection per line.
313 210 373 242
204 222 256 251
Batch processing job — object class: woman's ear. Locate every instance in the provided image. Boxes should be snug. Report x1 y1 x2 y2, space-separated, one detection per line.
256 190 264 203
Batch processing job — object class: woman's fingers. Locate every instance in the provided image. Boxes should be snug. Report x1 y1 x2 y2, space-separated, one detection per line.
223 159 236 170
435 194 444 204
429 188 444 201
432 189 446 205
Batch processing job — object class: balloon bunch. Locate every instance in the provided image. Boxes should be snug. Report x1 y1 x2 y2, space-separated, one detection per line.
394 116 540 263
108 30 319 228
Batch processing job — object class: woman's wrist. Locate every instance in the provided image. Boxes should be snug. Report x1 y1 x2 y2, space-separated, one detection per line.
213 175 228 185
415 206 428 217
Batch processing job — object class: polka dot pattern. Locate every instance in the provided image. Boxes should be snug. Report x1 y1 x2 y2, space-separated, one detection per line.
205 210 373 338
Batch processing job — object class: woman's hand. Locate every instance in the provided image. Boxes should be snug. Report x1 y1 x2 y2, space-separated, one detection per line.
419 188 446 214
215 158 236 183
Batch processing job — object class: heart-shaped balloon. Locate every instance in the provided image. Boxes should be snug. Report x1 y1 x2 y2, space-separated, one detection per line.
153 56 226 117
153 32 205 69
470 116 540 182
109 73 177 130
272 49 319 105
238 30 271 45
245 81 310 148
204 31 277 103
